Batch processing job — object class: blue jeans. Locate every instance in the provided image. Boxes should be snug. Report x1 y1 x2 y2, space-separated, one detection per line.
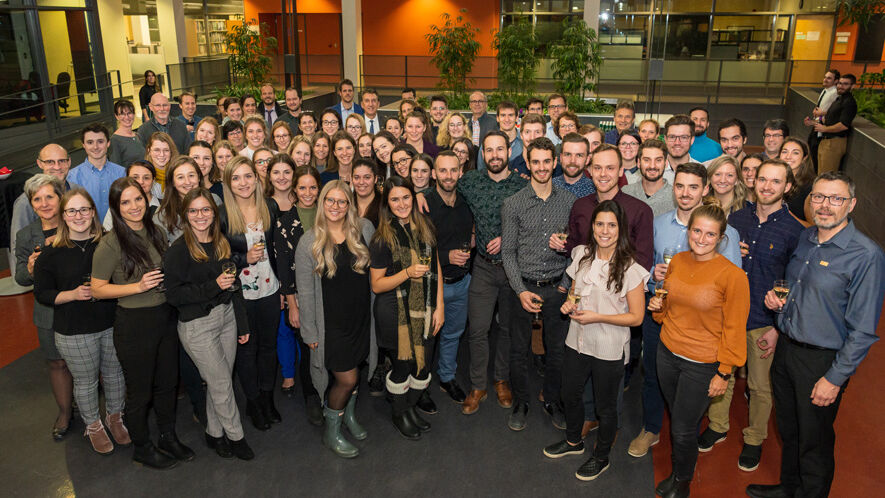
436 274 471 382
641 304 665 434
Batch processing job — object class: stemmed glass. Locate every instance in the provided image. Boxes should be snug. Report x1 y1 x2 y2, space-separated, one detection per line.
662 247 677 265
222 261 240 292
773 280 790 313
151 265 165 292
531 296 544 320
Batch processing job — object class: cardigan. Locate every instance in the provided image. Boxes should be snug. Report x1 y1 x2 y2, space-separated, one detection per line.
294 218 377 402
14 221 57 328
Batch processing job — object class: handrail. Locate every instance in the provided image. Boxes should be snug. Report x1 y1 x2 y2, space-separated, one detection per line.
0 70 131 120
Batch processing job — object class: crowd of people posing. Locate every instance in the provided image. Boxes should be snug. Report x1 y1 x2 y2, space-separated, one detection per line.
11 80 884 498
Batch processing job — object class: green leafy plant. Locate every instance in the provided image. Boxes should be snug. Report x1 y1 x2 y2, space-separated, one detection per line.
425 10 481 94
835 0 882 28
225 20 278 91
492 18 540 96
546 19 603 100
856 69 885 127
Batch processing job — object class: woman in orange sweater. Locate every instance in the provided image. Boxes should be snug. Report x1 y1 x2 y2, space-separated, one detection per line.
648 201 750 498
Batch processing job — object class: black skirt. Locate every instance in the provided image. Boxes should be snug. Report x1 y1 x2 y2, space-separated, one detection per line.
321 242 370 371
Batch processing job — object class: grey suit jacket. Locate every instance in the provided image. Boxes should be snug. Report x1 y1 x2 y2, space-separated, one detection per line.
15 220 54 329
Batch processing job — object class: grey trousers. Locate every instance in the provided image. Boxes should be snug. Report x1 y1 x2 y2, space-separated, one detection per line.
466 255 514 391
54 328 125 425
178 303 244 440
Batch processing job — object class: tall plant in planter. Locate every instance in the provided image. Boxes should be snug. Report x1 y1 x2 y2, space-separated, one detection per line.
425 10 481 94
835 0 881 28
493 18 540 96
546 19 603 100
225 20 278 92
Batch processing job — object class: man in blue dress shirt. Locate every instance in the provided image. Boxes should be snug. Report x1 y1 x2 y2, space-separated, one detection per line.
66 123 125 220
747 171 885 498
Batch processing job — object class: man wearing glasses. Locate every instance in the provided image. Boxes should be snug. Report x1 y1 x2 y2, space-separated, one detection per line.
761 119 789 160
747 171 884 498
136 93 190 154
545 94 568 146
662 115 698 185
465 91 497 148
428 95 448 141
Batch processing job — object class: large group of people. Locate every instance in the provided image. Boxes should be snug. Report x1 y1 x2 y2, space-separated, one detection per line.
10 71 883 498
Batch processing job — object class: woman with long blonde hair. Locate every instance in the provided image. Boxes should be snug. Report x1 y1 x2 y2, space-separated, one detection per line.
435 112 471 148
286 135 314 168
294 180 376 458
707 155 749 217
220 155 281 431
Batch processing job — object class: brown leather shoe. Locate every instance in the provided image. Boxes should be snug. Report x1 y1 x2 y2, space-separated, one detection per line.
106 412 131 446
494 381 513 408
581 420 599 438
85 420 114 455
461 390 487 415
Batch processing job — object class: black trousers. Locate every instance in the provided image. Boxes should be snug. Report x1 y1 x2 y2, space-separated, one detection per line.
295 329 318 400
562 347 623 458
113 304 179 446
772 339 844 498
657 343 717 481
510 283 568 406
237 292 281 399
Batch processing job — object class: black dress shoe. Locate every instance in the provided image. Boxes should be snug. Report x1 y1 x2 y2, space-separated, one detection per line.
247 398 271 431
157 432 196 462
133 443 179 470
439 380 467 403
416 390 438 415
542 401 567 430
662 478 690 498
205 433 233 459
405 407 431 433
656 473 676 496
746 484 790 498
228 437 255 460
260 390 282 424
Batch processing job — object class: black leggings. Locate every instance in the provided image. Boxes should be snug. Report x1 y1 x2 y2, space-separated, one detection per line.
390 358 430 384
236 292 281 400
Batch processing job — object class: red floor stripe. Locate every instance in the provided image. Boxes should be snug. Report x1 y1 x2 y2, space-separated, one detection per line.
0 269 39 368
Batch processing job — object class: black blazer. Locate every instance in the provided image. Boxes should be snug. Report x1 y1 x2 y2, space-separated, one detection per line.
219 197 279 274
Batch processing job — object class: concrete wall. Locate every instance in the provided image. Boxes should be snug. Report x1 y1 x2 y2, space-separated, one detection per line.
786 88 885 248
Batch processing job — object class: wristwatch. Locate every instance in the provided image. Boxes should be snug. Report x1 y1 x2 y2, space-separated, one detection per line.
715 371 732 381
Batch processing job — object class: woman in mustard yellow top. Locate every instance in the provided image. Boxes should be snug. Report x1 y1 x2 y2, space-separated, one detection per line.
647 201 750 498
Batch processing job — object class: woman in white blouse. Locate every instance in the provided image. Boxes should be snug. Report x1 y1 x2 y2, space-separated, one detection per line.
543 200 649 482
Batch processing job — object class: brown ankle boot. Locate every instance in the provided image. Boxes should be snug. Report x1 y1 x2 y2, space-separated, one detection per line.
105 412 131 446
85 420 114 455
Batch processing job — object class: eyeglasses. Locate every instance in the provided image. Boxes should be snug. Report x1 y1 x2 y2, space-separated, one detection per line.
324 197 349 208
186 207 213 216
346 124 362 131
274 133 290 139
116 111 134 117
548 104 566 110
809 193 851 206
431 106 447 112
255 158 272 166
763 133 784 139
469 100 487 104
619 142 639 148
39 158 71 166
666 134 691 142
393 157 411 166
322 120 339 126
63 207 93 217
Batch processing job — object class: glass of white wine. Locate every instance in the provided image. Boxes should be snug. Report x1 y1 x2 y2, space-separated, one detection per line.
773 279 790 313
418 247 432 266
531 296 544 320
662 247 677 265
654 280 669 299
566 289 581 315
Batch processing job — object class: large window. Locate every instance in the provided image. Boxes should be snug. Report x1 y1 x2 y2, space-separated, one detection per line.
501 0 585 53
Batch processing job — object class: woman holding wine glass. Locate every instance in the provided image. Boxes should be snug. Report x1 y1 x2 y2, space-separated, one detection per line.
646 200 750 497
92 177 193 469
35 189 128 455
163 188 254 460
370 176 444 440
543 200 649 481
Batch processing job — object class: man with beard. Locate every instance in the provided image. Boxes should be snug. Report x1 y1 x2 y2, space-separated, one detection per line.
806 69 840 170
701 159 805 473
259 83 284 127
424 151 474 404
277 87 302 133
331 78 363 121
688 107 722 162
762 119 789 160
502 137 576 432
662 115 697 185
713 118 749 165
457 131 526 415
553 133 595 198
545 94 568 146
627 162 742 459
747 171 884 498
808 74 857 174
137 93 190 153
428 95 448 141
622 139 675 217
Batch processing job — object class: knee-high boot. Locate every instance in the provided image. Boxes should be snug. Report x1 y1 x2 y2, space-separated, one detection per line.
406 375 431 433
387 372 420 440
322 405 358 458
343 390 367 440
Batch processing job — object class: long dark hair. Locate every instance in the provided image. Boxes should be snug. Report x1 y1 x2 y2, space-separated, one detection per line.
451 137 477 172
108 177 167 279
158 157 204 235
577 200 635 294
180 188 230 263
373 176 435 249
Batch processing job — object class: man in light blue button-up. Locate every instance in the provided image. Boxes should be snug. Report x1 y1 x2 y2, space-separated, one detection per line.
66 123 125 220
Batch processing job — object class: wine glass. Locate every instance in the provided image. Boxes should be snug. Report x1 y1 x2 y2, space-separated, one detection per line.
253 234 266 261
654 280 669 299
772 280 790 313
459 241 471 267
566 288 581 315
418 246 432 267
222 261 239 292
556 226 569 243
662 247 677 265
151 265 165 292
531 296 544 320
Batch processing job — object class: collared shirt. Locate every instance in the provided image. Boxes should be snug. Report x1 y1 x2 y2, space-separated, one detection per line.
648 208 742 292
502 184 576 294
364 114 381 135
261 104 279 125
545 121 561 146
663 155 696 184
778 220 885 386
553 175 596 199
822 91 857 138
136 117 190 154
728 202 804 330
818 85 838 112
604 127 636 145
689 134 723 163
339 103 356 122
425 188 474 280
566 190 654 270
278 111 301 134
622 179 675 218
9 180 77 280
66 159 126 219
458 168 526 261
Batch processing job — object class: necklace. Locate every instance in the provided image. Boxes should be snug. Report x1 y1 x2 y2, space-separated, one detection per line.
72 239 90 252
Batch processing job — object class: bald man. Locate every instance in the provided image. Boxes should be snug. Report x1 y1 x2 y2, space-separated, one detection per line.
8 144 78 279
136 92 190 154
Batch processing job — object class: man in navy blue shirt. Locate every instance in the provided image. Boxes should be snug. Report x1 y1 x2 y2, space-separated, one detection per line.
703 159 804 472
747 171 885 498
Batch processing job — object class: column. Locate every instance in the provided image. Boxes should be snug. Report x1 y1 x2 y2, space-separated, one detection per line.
97 0 135 101
341 0 363 85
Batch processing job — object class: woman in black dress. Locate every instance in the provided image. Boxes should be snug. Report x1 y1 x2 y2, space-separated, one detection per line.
295 180 376 458
370 176 444 440
138 70 159 123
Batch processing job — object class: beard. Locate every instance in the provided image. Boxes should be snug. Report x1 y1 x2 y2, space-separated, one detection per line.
486 158 508 174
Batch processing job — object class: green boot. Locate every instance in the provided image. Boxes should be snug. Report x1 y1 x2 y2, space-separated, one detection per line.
343 392 367 441
323 406 359 458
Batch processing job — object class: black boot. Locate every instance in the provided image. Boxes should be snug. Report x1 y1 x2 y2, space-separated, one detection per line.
133 442 178 470
157 431 195 462
656 473 675 496
305 393 324 427
261 390 282 424
247 398 270 431
662 478 690 498
228 437 255 460
205 433 232 459
406 388 431 433
387 373 420 440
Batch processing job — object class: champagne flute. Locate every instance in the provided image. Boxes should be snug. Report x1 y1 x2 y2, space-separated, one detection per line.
222 261 239 292
662 247 676 265
773 279 789 312
531 296 544 320
418 246 432 267
151 265 165 292
566 288 581 315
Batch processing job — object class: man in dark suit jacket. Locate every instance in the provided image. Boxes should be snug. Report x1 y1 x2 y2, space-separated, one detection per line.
331 78 363 121
464 90 497 148
259 83 285 127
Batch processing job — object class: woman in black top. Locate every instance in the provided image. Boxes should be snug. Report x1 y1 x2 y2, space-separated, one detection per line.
138 70 159 123
265 153 296 215
451 137 478 173
34 189 127 455
164 188 254 460
370 176 444 440
353 159 381 228
779 137 815 224
371 131 398 180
